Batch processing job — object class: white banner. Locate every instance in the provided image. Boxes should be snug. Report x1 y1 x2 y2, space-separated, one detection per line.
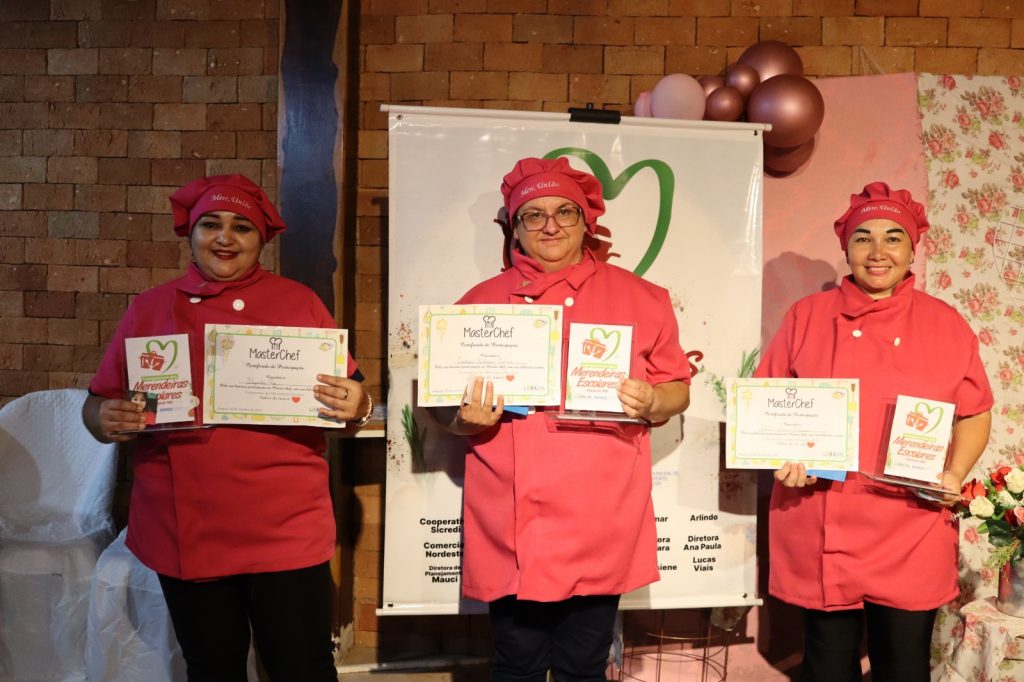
383 106 764 614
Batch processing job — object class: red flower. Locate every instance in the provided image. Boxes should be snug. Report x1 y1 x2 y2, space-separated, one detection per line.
968 297 983 314
979 329 994 346
1000 367 1016 384
941 75 957 89
937 271 952 289
1005 507 1024 527
961 478 987 501
990 131 1006 149
944 170 959 189
956 211 971 226
1012 173 1024 190
985 227 996 245
928 138 942 156
956 113 972 128
1009 75 1021 90
977 100 991 116
991 465 1013 491
977 196 993 214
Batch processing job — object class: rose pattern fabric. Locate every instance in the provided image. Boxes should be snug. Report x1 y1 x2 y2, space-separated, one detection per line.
918 73 1024 680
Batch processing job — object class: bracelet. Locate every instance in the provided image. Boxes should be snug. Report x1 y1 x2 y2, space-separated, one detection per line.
355 393 374 427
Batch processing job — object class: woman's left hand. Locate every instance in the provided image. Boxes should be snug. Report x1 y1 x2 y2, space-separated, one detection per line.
935 470 965 508
618 378 656 421
313 373 368 422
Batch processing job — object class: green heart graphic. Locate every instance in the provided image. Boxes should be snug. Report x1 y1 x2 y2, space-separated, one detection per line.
544 147 674 276
589 327 621 360
145 339 178 371
914 401 943 435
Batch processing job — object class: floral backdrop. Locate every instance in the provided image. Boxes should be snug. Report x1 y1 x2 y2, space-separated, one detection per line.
918 73 1024 679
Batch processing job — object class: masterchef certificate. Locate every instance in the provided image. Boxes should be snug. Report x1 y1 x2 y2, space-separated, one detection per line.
418 304 563 406
726 378 860 470
203 324 348 427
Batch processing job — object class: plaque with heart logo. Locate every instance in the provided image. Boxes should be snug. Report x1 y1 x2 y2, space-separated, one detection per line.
882 394 956 483
124 333 196 425
564 322 633 413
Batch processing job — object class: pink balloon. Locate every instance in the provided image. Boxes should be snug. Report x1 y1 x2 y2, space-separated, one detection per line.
764 137 816 175
747 75 825 148
698 75 725 99
650 73 706 121
724 63 760 99
633 91 653 117
704 86 744 122
738 40 804 83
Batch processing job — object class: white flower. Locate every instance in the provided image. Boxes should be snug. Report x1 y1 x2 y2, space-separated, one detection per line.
970 496 996 519
996 489 1018 509
1006 467 1024 494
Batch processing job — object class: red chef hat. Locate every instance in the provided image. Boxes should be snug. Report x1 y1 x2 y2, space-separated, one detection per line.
833 181 929 250
501 157 606 234
169 174 286 242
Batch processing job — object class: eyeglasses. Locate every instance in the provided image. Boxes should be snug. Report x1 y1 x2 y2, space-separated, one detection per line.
514 205 582 231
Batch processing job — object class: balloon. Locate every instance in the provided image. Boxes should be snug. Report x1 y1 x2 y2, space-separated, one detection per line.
764 137 816 175
738 40 804 83
747 75 825 148
633 91 652 117
650 73 706 121
723 63 760 99
698 74 725 98
704 85 744 122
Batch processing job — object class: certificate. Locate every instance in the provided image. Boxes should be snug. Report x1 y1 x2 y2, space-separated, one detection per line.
726 378 860 470
564 322 632 413
203 324 348 427
418 304 563 406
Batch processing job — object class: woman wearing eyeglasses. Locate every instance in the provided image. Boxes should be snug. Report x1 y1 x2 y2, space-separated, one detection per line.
439 157 691 682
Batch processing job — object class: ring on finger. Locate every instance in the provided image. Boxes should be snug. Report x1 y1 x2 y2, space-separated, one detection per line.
343 389 349 400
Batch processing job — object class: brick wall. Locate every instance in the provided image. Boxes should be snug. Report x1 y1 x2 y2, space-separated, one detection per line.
350 0 1024 656
0 0 278 403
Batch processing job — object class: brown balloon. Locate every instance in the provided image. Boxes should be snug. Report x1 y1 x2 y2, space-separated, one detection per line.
704 85 744 122
724 63 759 99
738 40 804 83
698 75 725 99
747 75 825 148
764 137 816 175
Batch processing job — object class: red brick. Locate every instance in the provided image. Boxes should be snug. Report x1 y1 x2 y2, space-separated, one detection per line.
366 45 424 72
207 48 263 76
0 211 46 237
414 43 472 72
181 131 236 158
1013 19 1024 48
0 157 46 183
538 45 602 74
0 344 22 370
25 237 74 264
0 185 20 211
390 72 449 100
0 317 46 343
508 72 567 100
129 20 186 47
151 158 206 185
920 0 982 16
606 46 665 74
570 74 631 103
48 49 99 75
823 16 884 46
488 0 546 10
48 211 100 238
99 266 149 293
0 236 25 262
25 291 75 318
100 103 154 129
127 185 176 212
696 17 759 44
983 0 1024 18
157 0 209 20
24 345 69 371
96 48 151 76
75 292 127 320
236 131 274 158
0 49 46 75
75 341 106 368
0 103 48 129
0 0 49 20
101 0 156 19
429 0 486 9
369 0 427 13
0 76 20 102
153 102 207 130
129 75 183 102
978 47 1024 72
74 185 126 212
74 129 128 157
449 71 508 99
48 157 98 184
24 184 73 210
635 17 697 46
97 157 152 184
76 74 129 102
48 318 98 346
856 46 914 74
574 16 635 45
731 0 790 14
53 0 104 20
0 22 77 49
78 21 133 48
206 103 260 130
23 75 75 102
185 20 241 48
183 75 237 102
238 19 276 47
0 291 23 317
48 264 98 292
48 103 102 128
151 266 185 286
127 130 181 158
760 16 822 44
609 0 670 13
237 75 275 102
360 73 390 101
454 14 512 42
513 15 574 43
361 15 396 44
209 0 265 20
100 212 152 240
856 0 916 14
0 264 47 290
949 18 1012 47
74 239 127 267
396 14 453 43
126 240 180 268
204 158 260 178
152 48 207 76
797 45 853 75
670 0 731 15
0 131 19 156
49 372 96 390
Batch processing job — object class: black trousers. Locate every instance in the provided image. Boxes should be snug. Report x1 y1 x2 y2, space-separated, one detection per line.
489 594 619 682
799 601 937 682
158 561 337 682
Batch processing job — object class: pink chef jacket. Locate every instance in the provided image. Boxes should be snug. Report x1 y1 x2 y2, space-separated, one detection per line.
90 264 356 580
456 249 691 603
756 275 993 611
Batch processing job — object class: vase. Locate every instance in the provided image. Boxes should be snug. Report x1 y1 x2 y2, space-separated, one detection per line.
996 561 1024 617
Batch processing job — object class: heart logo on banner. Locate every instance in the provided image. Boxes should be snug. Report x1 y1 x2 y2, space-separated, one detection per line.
291 396 301 403
543 147 675 276
589 327 622 360
914 401 944 434
145 339 178 370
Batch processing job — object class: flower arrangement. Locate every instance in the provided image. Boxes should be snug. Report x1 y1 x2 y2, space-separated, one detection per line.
959 464 1024 568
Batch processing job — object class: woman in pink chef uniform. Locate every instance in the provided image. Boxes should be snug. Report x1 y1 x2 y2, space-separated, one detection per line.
83 175 371 682
758 182 993 681
440 157 692 682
